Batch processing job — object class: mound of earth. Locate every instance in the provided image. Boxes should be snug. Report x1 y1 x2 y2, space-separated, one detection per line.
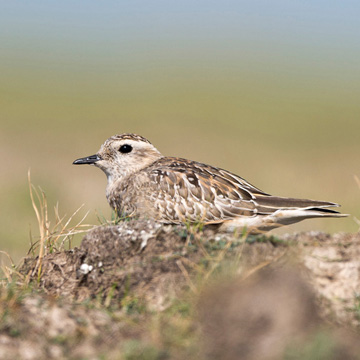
199 266 360 360
22 221 360 326
2 221 359 359
21 220 288 309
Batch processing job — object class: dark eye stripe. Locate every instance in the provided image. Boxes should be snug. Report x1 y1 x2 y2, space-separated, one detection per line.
119 144 133 153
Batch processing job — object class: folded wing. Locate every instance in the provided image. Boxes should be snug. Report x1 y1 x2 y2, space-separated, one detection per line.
146 157 344 225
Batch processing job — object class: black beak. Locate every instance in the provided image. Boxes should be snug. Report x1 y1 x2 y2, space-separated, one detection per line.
73 154 102 165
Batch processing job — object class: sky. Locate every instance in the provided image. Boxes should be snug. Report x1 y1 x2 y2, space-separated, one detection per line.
1 1 359 72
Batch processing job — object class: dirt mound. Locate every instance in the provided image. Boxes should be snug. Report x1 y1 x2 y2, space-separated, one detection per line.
6 222 360 359
199 266 360 360
21 220 286 309
0 291 139 360
21 222 360 324
293 232 360 326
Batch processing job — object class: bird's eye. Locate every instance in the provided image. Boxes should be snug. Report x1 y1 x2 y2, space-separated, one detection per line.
119 144 133 154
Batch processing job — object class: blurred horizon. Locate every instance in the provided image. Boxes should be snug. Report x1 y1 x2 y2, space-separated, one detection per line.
1 1 359 262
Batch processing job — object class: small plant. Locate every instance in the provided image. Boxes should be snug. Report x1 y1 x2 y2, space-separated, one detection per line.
122 340 163 360
95 209 131 226
28 170 92 282
347 293 360 325
353 175 360 231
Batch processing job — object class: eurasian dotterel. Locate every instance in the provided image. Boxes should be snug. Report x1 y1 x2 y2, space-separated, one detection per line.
73 133 346 233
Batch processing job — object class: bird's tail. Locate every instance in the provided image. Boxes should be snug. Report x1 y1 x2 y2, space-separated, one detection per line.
254 195 345 217
219 196 347 234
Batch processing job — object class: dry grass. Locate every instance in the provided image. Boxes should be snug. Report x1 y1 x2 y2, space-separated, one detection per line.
1 172 93 292
12 171 93 283
353 175 360 231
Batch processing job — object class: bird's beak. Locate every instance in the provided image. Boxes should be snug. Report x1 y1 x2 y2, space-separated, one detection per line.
73 154 102 165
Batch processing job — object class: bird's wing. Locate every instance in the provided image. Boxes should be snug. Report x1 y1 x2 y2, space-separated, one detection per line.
145 157 341 224
145 157 266 224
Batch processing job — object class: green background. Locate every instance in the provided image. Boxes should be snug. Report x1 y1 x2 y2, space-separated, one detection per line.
1 1 359 262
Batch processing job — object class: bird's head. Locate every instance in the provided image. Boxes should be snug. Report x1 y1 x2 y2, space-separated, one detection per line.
73 133 163 181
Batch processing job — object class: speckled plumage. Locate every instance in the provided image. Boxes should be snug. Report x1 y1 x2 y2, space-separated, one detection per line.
73 133 346 233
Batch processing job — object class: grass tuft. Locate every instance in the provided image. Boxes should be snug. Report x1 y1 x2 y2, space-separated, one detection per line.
27 170 92 282
95 208 133 226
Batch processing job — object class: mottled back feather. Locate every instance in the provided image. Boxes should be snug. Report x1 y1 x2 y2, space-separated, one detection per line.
142 157 340 224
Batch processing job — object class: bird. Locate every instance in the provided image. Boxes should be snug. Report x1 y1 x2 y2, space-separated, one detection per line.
73 133 346 233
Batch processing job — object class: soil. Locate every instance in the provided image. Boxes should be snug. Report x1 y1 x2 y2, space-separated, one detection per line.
2 220 360 359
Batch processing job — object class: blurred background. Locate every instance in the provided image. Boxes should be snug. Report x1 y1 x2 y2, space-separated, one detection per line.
1 1 359 262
